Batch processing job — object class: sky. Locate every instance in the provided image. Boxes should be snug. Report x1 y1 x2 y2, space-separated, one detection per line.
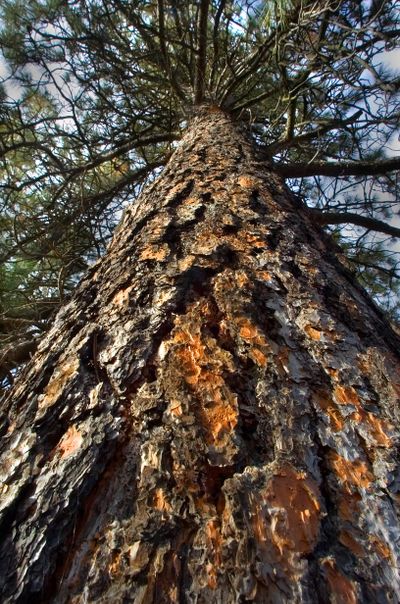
378 48 400 155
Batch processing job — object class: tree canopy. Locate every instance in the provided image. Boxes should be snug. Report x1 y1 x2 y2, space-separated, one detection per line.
1 0 399 388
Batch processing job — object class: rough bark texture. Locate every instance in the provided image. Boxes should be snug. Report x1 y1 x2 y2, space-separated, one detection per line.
1 107 400 603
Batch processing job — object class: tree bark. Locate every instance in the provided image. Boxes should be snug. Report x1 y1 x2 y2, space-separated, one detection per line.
1 107 400 603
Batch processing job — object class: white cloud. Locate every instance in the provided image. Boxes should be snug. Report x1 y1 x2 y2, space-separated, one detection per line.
377 48 400 72
387 132 400 156
0 58 9 79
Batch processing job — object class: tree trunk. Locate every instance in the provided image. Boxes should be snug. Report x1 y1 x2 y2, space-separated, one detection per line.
1 107 400 604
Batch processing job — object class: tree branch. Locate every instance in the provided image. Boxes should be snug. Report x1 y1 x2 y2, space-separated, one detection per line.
308 208 400 238
156 0 188 102
209 0 226 91
276 156 400 178
0 141 65 169
0 338 38 382
194 0 210 104
267 110 363 154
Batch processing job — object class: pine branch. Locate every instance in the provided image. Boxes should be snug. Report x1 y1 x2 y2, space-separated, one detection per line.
0 141 65 169
0 338 38 382
157 0 188 103
308 208 400 238
194 0 210 104
276 156 400 178
209 0 227 91
267 111 363 154
69 135 177 175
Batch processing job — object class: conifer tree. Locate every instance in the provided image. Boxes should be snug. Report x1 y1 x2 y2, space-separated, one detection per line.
0 1 400 601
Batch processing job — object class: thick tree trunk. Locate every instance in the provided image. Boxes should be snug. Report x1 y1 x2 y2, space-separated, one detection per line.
1 107 400 603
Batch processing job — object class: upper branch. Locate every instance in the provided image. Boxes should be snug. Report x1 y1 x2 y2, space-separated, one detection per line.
194 0 210 104
308 208 400 238
266 111 363 155
276 157 400 178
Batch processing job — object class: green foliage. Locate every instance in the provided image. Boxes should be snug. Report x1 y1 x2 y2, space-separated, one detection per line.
261 0 296 31
330 230 400 320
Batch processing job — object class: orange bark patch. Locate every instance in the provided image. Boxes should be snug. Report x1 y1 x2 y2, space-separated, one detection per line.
55 425 83 460
327 368 339 379
322 558 358 604
111 284 133 306
333 379 392 447
199 383 238 444
237 317 266 346
334 385 359 406
152 488 171 512
234 270 249 288
109 550 122 576
139 244 169 261
168 399 183 417
256 270 271 281
339 530 366 558
182 196 198 206
314 391 344 432
328 451 373 492
350 409 392 447
254 464 321 560
242 232 266 248
178 255 195 271
205 519 223 589
7 421 16 435
238 175 259 188
39 358 80 410
148 223 167 241
226 230 267 252
169 302 238 455
304 324 322 341
369 535 392 560
250 348 268 367
206 567 217 589
173 333 204 385
239 323 258 340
